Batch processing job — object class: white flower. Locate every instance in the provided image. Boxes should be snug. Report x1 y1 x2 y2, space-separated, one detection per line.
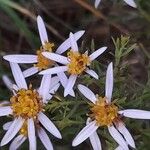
39 32 107 97
94 0 137 8
72 62 150 150
0 63 61 150
3 120 54 150
3 15 85 78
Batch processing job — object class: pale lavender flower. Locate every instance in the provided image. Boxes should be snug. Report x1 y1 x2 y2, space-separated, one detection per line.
0 63 61 150
72 62 150 150
39 33 107 97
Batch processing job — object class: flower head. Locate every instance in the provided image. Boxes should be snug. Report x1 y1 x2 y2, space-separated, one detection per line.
90 97 119 126
0 63 61 149
67 51 90 75
72 62 150 150
10 86 43 119
40 32 107 97
35 43 55 71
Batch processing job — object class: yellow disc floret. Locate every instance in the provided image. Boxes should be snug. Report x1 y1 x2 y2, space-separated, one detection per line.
67 50 90 75
19 121 28 136
90 97 118 126
34 42 55 70
43 42 54 51
10 87 43 119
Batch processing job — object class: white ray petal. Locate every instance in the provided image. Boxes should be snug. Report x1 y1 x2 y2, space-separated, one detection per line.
38 112 62 139
49 76 60 90
117 122 135 148
78 84 97 103
45 94 52 102
105 62 113 103
85 69 99 79
10 63 27 89
95 0 101 8
57 72 75 97
37 15 48 45
1 117 24 146
72 120 98 146
49 83 60 94
86 118 102 150
39 74 51 103
38 127 53 150
28 118 36 150
0 101 10 106
56 30 85 54
90 131 102 150
23 67 39 78
108 125 129 150
2 75 13 90
123 0 137 8
64 75 77 97
69 32 79 51
89 47 107 61
12 84 19 92
0 106 12 116
42 52 69 65
39 66 68 75
57 72 67 87
115 146 124 150
9 135 27 150
3 55 38 63
118 109 150 119
3 121 13 130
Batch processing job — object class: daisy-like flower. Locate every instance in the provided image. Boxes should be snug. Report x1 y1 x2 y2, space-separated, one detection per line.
94 0 137 8
0 63 61 150
72 62 150 150
3 120 55 150
3 15 85 78
39 33 107 97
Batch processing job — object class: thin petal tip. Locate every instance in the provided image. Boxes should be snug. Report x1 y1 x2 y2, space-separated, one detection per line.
64 92 68 97
37 15 42 21
0 138 7 146
57 133 62 139
72 140 78 147
3 55 9 61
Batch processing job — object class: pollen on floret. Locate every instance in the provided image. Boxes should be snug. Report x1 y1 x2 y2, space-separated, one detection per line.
67 50 90 75
90 97 118 126
34 42 55 70
42 42 54 52
10 85 43 119
19 121 28 136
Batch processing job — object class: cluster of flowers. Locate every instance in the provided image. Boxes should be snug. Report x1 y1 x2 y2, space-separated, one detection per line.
0 4 150 150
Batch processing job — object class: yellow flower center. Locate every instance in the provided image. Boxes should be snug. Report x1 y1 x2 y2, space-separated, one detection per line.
10 86 43 119
67 51 90 75
34 42 55 70
42 42 54 51
90 97 118 126
19 121 28 136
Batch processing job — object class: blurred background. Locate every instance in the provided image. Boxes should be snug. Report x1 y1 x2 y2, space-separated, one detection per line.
0 0 150 149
